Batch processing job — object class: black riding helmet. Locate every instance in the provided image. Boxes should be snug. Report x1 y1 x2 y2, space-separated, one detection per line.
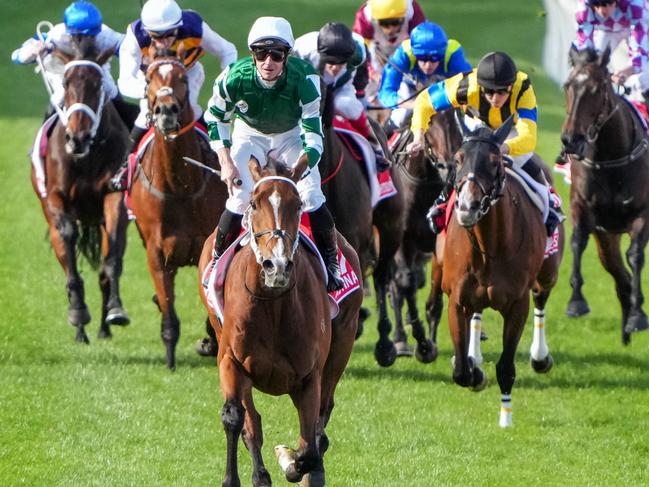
317 22 355 65
477 51 517 90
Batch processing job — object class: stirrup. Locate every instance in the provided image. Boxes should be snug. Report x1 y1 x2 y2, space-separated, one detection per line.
107 166 128 193
326 268 344 292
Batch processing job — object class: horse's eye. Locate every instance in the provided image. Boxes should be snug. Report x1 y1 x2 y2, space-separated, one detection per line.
250 201 257 210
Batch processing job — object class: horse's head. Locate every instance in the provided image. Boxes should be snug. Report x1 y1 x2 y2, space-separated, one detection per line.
561 46 615 158
246 156 309 288
145 46 191 137
423 108 463 180
452 114 512 227
56 39 113 159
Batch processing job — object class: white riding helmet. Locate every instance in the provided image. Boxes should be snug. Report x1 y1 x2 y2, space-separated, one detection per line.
141 0 183 33
247 16 294 50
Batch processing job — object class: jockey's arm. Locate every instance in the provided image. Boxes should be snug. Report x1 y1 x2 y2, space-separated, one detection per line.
574 2 595 51
445 41 473 76
377 47 408 108
199 22 238 70
117 28 146 100
299 73 325 170
625 2 649 79
11 37 47 64
503 85 538 156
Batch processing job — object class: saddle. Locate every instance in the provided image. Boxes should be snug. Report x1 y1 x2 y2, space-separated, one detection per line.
201 213 361 324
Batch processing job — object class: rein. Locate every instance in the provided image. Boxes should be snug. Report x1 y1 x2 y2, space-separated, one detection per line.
321 148 344 185
396 130 446 186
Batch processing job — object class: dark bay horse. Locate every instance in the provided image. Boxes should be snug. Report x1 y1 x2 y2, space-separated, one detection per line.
561 47 649 344
128 49 228 369
427 118 564 427
388 108 462 362
198 158 362 487
320 89 405 367
34 41 130 344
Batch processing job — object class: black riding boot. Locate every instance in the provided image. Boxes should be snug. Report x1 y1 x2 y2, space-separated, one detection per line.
309 204 344 292
212 209 243 260
427 169 456 234
111 94 139 130
107 126 148 192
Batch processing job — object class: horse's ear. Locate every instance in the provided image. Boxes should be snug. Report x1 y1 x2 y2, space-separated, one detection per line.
249 156 263 183
493 115 514 146
568 44 580 67
96 47 115 67
52 48 74 65
454 109 471 139
599 44 611 68
290 153 309 183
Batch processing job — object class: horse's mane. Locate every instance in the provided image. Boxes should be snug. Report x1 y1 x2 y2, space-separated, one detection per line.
71 35 99 60
321 86 336 129
263 157 293 178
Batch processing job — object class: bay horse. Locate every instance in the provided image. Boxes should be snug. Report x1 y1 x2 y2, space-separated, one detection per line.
388 108 462 362
197 157 362 487
561 46 649 344
320 89 405 367
34 40 130 344
427 117 564 427
128 48 228 369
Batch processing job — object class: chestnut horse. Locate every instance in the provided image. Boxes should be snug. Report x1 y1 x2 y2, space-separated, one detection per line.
34 41 130 344
561 47 649 344
128 49 228 369
388 108 462 362
427 117 564 427
198 158 362 487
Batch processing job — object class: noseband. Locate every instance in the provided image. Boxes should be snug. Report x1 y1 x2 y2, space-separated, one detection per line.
147 59 193 139
247 176 302 266
61 60 106 139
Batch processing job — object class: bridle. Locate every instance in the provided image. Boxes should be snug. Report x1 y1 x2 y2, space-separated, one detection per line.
146 59 194 140
453 136 506 223
247 176 302 267
61 60 106 139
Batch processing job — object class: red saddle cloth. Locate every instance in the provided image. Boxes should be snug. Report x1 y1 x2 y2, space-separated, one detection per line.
201 213 361 324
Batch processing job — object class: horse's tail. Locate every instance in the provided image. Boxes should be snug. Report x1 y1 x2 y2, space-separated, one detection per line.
77 223 102 270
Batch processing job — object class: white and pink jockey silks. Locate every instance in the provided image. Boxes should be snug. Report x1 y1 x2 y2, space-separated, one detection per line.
575 0 649 80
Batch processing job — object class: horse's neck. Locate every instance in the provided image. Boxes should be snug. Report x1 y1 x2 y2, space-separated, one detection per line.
593 99 639 159
471 188 521 257
150 118 203 190
323 126 341 172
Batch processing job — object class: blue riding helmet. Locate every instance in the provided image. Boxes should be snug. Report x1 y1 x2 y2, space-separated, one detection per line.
410 21 448 60
64 1 102 36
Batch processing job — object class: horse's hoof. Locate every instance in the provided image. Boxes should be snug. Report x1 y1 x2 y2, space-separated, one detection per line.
374 340 397 367
531 354 554 373
470 368 487 392
299 470 325 487
622 331 631 346
195 337 218 357
106 307 130 326
97 328 112 340
252 468 272 487
75 328 90 344
415 340 438 363
566 299 590 318
395 340 414 357
68 306 91 327
480 330 488 341
624 312 649 334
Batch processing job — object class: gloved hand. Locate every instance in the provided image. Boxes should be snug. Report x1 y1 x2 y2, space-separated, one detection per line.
426 202 447 234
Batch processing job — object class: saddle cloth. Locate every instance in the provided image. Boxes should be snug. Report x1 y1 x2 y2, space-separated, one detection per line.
332 116 397 206
30 114 58 198
201 213 361 324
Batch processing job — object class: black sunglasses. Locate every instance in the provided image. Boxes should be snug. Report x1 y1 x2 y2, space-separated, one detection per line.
378 18 404 28
483 87 510 96
252 48 287 63
416 54 441 63
148 29 178 40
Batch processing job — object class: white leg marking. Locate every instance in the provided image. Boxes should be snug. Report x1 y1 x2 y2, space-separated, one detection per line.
468 312 483 366
530 308 549 361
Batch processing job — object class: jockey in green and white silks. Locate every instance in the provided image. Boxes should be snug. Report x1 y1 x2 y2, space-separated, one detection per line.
205 16 344 292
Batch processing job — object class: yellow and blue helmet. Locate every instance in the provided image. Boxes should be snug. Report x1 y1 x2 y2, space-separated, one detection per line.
410 21 448 60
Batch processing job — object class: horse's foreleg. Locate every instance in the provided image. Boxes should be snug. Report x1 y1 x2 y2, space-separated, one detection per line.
219 355 247 487
389 247 412 356
146 246 180 370
496 297 529 428
373 260 397 367
97 195 130 339
425 252 444 348
467 313 483 367
285 372 324 486
449 299 483 389
567 216 591 317
47 202 90 343
624 220 649 334
241 391 271 487
592 230 632 344
530 289 554 373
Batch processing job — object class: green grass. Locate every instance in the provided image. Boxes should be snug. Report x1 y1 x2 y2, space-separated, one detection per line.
2 1 649 486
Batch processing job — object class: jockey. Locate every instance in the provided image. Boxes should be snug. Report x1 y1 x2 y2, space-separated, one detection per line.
407 51 562 236
11 1 134 125
555 0 649 178
108 0 237 192
293 22 390 172
378 20 472 133
204 17 345 292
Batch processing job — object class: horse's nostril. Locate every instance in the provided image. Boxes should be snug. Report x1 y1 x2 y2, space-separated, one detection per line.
469 200 481 211
154 106 162 115
262 260 275 272
171 104 179 114
285 261 293 274
65 132 71 142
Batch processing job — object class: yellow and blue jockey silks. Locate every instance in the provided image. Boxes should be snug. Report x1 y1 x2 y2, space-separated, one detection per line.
378 38 471 108
131 10 205 69
411 69 537 156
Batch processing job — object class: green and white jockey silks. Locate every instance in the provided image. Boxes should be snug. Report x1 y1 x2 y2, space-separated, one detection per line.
205 56 326 215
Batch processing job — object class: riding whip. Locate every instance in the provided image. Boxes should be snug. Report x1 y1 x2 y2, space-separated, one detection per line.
182 156 243 186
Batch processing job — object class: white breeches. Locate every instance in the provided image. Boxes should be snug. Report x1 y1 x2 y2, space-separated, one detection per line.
134 62 205 129
226 119 326 215
593 29 649 92
333 83 365 121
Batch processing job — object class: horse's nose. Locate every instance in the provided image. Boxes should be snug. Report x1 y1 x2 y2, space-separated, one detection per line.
159 103 180 117
469 200 481 212
561 132 585 156
262 259 276 274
